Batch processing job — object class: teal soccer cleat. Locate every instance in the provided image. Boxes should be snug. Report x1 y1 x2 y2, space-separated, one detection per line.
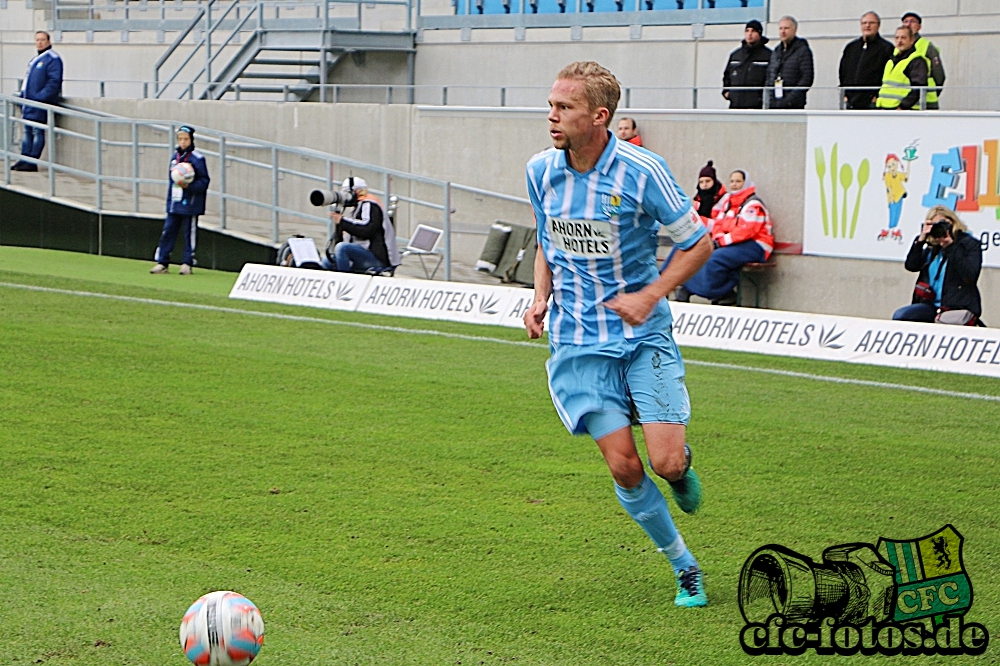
674 566 707 608
668 466 702 515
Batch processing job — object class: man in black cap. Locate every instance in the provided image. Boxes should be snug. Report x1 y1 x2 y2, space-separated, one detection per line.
838 11 894 110
902 11 945 109
722 19 772 110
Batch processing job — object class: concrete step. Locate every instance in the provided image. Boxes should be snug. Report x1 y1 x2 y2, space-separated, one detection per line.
239 71 314 80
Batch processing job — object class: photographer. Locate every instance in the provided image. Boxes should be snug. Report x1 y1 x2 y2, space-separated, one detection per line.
325 177 400 273
893 206 982 325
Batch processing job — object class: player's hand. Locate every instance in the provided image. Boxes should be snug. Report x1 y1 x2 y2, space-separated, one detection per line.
605 291 658 326
919 220 933 242
330 211 343 224
524 300 547 339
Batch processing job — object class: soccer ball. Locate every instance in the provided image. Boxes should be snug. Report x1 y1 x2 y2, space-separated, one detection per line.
171 162 196 186
179 591 264 666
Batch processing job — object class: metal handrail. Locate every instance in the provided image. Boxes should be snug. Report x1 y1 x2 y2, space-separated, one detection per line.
150 0 415 102
1 93 534 279
16 77 998 112
153 3 210 97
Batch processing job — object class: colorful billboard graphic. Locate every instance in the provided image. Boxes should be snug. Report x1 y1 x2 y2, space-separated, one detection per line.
804 114 1000 267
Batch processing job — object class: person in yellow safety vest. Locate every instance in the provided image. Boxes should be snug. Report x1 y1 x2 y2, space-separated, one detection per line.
902 12 945 109
876 25 928 110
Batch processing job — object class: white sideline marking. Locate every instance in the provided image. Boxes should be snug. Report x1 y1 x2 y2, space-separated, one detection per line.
4 281 1000 403
683 359 1000 403
0 281 543 348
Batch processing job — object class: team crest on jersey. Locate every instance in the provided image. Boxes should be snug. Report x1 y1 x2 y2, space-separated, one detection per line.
601 193 622 218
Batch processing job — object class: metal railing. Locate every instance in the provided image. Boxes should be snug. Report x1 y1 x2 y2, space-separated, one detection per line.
10 77 999 112
150 0 413 100
0 93 532 280
418 0 766 29
52 0 412 32
51 0 762 31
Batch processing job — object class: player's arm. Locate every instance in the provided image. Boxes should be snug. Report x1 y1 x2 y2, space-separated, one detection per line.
607 233 711 326
607 158 712 326
524 164 551 339
525 247 551 339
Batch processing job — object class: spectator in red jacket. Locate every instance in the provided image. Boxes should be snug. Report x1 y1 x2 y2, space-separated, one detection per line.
671 169 774 305
616 117 642 146
693 160 726 225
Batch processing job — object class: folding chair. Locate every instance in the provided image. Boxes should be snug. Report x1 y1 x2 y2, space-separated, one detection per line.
400 224 444 279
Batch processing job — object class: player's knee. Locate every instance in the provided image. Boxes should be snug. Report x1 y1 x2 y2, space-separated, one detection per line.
649 452 686 483
608 455 644 488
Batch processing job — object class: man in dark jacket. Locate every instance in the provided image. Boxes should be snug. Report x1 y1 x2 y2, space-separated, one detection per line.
893 208 981 324
12 31 63 172
151 126 210 275
765 16 814 110
839 12 894 110
722 20 772 109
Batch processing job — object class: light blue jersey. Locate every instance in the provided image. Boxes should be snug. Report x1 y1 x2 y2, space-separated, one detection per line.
526 133 705 346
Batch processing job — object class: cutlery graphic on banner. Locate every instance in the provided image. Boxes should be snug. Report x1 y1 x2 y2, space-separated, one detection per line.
815 144 870 239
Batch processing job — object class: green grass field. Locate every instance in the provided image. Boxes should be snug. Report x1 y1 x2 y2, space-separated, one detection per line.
2 246 1000 665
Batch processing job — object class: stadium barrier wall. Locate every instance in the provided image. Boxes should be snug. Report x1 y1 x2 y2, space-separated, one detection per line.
66 99 1000 322
0 186 277 270
230 262 1000 378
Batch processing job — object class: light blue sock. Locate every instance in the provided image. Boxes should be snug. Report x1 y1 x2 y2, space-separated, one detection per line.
615 473 697 574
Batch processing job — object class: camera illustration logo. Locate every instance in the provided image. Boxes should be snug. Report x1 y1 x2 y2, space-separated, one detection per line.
738 525 988 656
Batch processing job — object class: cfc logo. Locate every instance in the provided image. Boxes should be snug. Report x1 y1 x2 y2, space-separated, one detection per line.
737 525 988 656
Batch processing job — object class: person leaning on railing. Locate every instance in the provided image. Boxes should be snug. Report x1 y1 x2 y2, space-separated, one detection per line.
876 25 928 111
12 31 62 172
764 16 814 110
902 11 945 110
838 11 893 110
722 19 771 110
893 206 982 326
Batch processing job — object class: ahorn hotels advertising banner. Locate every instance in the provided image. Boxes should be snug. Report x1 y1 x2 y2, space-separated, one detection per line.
231 264 1000 378
803 113 1000 266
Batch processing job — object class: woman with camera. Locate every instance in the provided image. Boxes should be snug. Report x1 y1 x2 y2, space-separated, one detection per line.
892 206 982 325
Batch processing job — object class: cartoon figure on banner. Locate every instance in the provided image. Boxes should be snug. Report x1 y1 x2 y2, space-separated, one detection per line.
879 141 919 243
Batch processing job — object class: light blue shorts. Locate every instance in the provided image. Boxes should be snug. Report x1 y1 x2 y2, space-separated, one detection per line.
546 331 691 440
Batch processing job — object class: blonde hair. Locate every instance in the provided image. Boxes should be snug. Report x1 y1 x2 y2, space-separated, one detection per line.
925 205 968 233
556 61 620 128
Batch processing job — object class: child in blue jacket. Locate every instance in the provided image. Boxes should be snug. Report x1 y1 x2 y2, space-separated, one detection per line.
151 126 210 274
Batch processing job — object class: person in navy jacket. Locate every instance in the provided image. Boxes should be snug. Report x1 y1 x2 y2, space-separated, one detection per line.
150 126 210 275
12 31 63 172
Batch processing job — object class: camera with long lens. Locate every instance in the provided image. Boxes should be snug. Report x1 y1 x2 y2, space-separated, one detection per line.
739 543 896 625
309 188 357 213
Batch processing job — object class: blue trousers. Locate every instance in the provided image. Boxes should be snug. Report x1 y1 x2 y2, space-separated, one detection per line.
888 199 903 230
333 242 385 273
893 303 937 323
20 125 45 160
154 213 197 267
663 240 765 301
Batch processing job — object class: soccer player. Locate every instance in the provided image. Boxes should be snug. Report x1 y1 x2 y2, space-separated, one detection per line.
524 62 713 607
